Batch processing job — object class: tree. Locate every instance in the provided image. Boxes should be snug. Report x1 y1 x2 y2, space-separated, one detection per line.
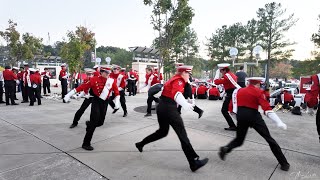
312 15 320 48
96 46 132 68
21 33 43 62
144 0 194 78
243 19 263 61
269 62 292 79
172 27 199 61
257 2 298 86
0 20 21 65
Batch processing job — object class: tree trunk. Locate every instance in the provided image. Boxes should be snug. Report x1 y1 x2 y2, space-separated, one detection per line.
266 26 272 88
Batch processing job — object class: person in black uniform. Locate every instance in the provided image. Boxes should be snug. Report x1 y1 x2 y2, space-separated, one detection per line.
135 65 208 172
219 77 290 171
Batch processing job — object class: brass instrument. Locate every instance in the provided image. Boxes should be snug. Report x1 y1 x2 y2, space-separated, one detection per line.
272 103 283 112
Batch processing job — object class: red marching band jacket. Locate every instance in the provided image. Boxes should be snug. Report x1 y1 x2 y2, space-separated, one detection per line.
145 73 161 87
197 85 208 95
305 74 320 108
214 72 238 90
75 76 119 100
3 69 17 81
110 73 126 91
209 87 220 96
161 75 186 100
30 73 41 85
228 85 272 113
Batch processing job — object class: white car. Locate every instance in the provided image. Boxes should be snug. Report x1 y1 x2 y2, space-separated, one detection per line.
269 87 304 107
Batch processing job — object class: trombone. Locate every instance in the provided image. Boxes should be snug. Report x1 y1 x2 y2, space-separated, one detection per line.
272 103 283 112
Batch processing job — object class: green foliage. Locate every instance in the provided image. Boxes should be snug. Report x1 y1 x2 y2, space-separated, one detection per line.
21 32 43 61
0 20 21 65
172 27 199 61
60 26 95 73
144 0 194 75
95 46 132 69
311 15 320 48
291 58 320 78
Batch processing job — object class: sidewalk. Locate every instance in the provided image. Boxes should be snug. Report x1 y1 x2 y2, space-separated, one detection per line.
0 92 319 180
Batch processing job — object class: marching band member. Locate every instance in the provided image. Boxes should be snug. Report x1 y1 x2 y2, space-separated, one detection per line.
93 65 100 77
22 63 30 103
219 77 290 171
304 73 320 142
208 84 220 100
127 68 137 96
3 66 18 105
214 63 241 131
108 65 128 117
41 68 52 96
64 65 120 151
60 63 68 101
135 65 208 172
69 68 95 128
29 68 41 106
196 83 208 99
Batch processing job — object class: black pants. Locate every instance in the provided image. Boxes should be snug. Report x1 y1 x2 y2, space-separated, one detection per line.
283 101 296 109
73 97 92 125
21 82 29 102
209 95 219 100
108 91 127 113
128 79 136 96
0 81 4 102
238 82 246 88
226 107 289 166
43 80 51 94
316 104 320 137
83 97 108 146
4 80 15 104
222 90 236 127
61 79 67 98
197 94 207 99
140 96 199 165
13 81 17 99
146 84 163 113
30 86 41 105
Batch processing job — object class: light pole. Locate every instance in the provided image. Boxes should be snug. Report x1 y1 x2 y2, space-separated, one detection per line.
105 57 111 65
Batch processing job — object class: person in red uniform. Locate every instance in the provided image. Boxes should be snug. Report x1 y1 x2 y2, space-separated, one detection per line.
135 65 209 172
64 65 120 150
60 63 68 101
140 67 163 117
29 68 41 106
34 69 43 98
93 65 100 77
196 83 209 99
305 73 320 142
208 84 220 100
22 63 30 103
108 65 128 117
41 68 52 96
214 63 241 131
219 77 290 171
154 67 163 83
191 84 197 98
17 67 24 93
283 89 295 109
69 68 95 129
127 68 137 96
3 66 18 105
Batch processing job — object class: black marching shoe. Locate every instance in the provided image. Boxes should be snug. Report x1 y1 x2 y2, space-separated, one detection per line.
224 126 237 131
21 101 28 103
69 123 78 128
218 146 229 161
135 142 143 152
193 105 204 119
280 163 290 171
144 113 152 117
11 103 19 105
82 145 94 151
112 108 119 114
123 112 128 117
190 157 209 172
0 101 6 104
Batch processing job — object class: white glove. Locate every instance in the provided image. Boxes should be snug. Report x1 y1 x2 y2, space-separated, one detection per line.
214 69 220 80
114 95 120 109
175 92 194 111
76 91 85 99
187 98 196 106
63 89 76 102
84 93 91 99
62 75 68 79
266 110 287 130
16 80 20 84
118 87 123 91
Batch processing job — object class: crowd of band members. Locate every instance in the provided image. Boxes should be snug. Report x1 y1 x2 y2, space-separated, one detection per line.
1 61 319 173
0 64 53 106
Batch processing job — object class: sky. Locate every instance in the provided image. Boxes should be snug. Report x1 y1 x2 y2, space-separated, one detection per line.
0 0 319 60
